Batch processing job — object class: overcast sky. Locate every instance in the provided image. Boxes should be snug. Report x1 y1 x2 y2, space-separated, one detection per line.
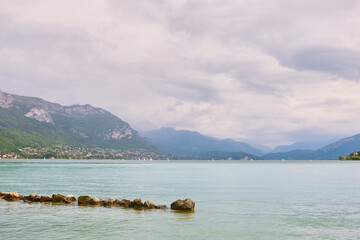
1 0 360 147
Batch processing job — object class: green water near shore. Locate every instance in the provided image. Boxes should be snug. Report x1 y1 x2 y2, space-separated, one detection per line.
1 160 360 239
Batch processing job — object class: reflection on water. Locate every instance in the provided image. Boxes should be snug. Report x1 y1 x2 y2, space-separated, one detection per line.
171 210 194 223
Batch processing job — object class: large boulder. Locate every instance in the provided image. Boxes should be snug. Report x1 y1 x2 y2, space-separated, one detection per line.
23 193 41 202
170 198 195 211
52 194 76 204
78 195 92 205
143 200 155 209
40 195 52 202
4 192 22 201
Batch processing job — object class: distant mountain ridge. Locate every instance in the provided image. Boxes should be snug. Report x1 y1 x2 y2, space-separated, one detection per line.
270 141 333 153
263 134 360 160
310 134 360 159
0 89 157 153
140 127 263 156
262 150 314 160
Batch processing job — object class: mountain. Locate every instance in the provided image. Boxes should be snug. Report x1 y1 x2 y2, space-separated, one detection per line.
310 134 360 159
249 143 272 154
270 141 333 153
262 150 314 160
263 134 360 160
140 127 263 156
0 89 157 153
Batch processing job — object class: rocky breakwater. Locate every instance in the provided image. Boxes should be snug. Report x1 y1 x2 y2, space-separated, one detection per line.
0 191 195 212
78 195 167 210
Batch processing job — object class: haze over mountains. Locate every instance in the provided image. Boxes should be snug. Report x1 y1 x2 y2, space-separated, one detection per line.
142 127 360 160
140 127 263 156
263 134 360 160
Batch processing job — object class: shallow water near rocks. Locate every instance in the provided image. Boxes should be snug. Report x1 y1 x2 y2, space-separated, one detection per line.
1 160 360 239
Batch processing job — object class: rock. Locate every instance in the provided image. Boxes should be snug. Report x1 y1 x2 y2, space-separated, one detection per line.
88 197 104 206
23 193 41 202
118 199 131 208
104 197 117 207
40 195 52 202
52 194 76 204
66 195 76 202
4 192 22 201
52 194 65 203
170 198 195 211
130 198 143 209
0 192 9 199
78 195 92 205
143 200 155 209
155 205 168 210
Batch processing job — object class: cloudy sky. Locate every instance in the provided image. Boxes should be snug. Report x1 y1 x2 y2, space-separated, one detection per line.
1 0 360 147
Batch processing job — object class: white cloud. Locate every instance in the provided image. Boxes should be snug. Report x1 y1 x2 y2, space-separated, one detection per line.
1 0 360 147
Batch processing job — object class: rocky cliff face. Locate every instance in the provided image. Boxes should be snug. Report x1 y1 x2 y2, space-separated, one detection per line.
0 89 14 108
25 108 54 123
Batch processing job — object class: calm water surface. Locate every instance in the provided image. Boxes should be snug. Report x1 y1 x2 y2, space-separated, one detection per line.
0 160 360 239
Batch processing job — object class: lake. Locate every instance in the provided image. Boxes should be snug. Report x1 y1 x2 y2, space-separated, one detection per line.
0 160 360 239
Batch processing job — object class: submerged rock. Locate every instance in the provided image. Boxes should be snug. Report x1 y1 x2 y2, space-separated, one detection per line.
23 193 41 202
40 195 52 202
130 198 143 209
52 194 76 204
118 199 131 208
88 197 104 206
170 198 195 211
78 195 91 205
4 192 22 201
104 198 118 207
155 204 168 210
0 192 9 199
67 195 76 202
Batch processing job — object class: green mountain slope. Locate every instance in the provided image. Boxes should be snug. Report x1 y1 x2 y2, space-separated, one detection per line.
0 89 157 153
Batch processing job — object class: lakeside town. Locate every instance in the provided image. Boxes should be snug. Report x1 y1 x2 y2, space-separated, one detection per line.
0 145 173 160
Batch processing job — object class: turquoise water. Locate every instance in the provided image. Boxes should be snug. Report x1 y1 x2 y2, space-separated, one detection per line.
0 160 360 239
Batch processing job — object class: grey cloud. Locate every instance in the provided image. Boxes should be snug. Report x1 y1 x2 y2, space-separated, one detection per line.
160 79 221 103
277 47 360 80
